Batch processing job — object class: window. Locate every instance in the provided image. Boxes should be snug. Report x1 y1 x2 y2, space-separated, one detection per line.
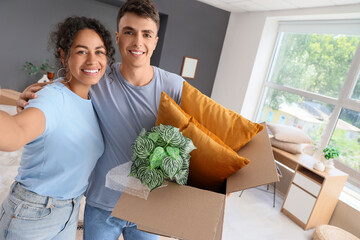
256 20 360 196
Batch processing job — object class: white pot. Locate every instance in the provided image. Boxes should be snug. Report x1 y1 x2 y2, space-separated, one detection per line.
313 161 325 171
325 160 335 173
38 74 50 83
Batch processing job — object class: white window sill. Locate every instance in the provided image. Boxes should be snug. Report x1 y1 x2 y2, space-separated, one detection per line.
339 189 360 212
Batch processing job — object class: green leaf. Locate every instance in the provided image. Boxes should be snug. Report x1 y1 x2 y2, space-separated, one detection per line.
137 166 164 190
161 155 182 180
148 170 164 191
134 137 155 158
149 147 166 169
147 132 160 143
138 128 147 138
130 144 137 162
159 168 169 179
133 157 149 168
180 137 197 155
137 165 153 185
166 146 180 160
181 155 190 170
162 126 185 147
128 163 138 178
174 169 189 185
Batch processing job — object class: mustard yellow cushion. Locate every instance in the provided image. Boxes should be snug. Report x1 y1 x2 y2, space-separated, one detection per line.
181 81 264 152
155 92 190 130
184 120 249 193
156 92 250 193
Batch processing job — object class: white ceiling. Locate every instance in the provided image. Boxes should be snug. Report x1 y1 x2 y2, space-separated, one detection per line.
197 0 360 12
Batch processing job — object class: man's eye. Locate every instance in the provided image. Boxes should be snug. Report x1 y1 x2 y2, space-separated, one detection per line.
124 31 133 35
144 33 152 38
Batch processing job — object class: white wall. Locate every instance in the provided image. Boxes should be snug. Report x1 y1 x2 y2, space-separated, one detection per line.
212 4 360 237
212 3 360 120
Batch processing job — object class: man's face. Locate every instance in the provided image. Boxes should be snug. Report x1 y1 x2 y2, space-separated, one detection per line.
116 12 158 69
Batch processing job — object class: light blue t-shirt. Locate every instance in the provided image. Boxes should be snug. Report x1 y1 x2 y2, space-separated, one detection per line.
16 81 104 199
85 63 184 211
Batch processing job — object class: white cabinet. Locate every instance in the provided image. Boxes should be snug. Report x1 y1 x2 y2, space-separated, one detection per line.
281 166 348 230
293 172 321 197
283 183 317 224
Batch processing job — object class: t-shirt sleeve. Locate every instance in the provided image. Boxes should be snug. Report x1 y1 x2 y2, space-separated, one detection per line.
161 69 184 105
24 86 64 135
172 75 184 105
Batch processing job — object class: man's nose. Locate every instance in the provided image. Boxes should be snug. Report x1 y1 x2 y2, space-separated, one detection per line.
133 33 142 47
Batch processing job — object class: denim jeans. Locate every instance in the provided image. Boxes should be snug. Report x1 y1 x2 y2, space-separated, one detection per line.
83 203 159 240
0 182 82 240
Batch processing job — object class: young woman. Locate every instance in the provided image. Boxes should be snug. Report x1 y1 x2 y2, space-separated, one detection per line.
0 16 115 239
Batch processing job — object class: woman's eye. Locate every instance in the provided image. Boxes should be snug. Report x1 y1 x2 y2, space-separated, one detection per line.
77 50 86 55
96 50 106 55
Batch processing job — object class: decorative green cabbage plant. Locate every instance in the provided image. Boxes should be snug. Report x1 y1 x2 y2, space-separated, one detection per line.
129 124 196 191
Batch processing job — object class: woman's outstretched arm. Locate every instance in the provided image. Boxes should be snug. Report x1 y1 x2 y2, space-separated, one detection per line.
0 108 45 151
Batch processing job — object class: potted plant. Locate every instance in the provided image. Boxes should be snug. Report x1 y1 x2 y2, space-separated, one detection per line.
22 59 55 82
129 124 196 191
322 146 339 173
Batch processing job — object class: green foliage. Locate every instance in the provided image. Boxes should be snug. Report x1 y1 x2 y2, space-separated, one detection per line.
266 33 360 109
22 59 54 75
262 32 360 173
329 130 360 171
130 124 196 191
323 146 340 160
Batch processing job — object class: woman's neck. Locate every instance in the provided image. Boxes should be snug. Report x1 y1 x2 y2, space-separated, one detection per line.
62 80 90 99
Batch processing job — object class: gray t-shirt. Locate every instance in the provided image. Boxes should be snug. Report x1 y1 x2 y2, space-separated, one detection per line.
86 63 184 211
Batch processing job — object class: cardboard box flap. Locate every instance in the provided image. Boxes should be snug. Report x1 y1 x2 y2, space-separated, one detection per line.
112 182 225 240
226 122 279 193
0 89 20 106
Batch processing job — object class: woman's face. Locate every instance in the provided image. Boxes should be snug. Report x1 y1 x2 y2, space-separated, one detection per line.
64 29 107 86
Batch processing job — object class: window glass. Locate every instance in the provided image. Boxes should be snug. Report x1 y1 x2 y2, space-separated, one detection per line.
256 24 360 196
269 33 360 98
352 75 360 100
329 108 360 192
257 88 334 147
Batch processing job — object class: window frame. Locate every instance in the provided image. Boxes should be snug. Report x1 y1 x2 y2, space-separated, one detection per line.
254 20 360 197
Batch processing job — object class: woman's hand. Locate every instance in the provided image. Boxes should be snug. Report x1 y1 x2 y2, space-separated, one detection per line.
16 82 50 113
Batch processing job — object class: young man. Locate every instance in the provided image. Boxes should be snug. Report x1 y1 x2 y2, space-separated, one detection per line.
17 0 184 239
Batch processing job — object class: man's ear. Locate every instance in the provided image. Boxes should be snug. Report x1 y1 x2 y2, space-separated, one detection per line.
58 48 65 65
153 36 159 51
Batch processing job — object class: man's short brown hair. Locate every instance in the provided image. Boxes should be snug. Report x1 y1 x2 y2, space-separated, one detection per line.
117 0 160 33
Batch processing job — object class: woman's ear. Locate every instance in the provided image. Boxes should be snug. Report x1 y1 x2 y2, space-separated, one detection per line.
58 48 65 65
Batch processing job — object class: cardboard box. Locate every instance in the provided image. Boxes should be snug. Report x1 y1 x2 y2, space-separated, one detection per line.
112 123 278 240
0 89 20 106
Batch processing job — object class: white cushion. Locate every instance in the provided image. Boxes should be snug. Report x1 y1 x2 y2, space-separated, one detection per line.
270 138 304 154
267 123 313 144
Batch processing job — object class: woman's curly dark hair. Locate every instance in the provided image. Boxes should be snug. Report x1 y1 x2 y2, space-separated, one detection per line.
49 16 115 78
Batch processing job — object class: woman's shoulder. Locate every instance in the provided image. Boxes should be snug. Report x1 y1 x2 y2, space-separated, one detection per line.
35 81 66 103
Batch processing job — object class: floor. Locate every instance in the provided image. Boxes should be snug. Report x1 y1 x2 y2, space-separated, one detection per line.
76 185 314 240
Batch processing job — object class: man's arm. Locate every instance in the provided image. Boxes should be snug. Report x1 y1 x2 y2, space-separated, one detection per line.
16 82 49 113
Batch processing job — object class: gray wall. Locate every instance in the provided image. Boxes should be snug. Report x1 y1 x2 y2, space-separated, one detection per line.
0 0 229 97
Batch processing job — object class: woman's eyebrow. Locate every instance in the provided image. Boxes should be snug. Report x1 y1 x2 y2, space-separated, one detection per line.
74 45 105 49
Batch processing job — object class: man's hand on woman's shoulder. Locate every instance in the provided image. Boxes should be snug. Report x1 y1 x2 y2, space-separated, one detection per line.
16 82 51 113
